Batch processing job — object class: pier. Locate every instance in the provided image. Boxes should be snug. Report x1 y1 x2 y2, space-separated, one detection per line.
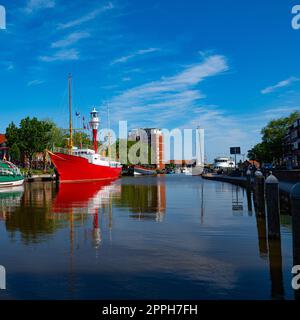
25 174 56 183
202 173 295 196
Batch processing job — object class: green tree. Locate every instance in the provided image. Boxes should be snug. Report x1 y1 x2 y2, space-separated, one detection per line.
261 112 300 162
44 120 92 150
9 143 21 162
6 117 53 168
73 131 92 148
46 120 67 149
110 139 154 165
248 111 300 164
5 122 19 148
248 142 271 164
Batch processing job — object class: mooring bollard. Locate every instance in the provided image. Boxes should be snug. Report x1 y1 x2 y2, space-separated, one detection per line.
291 183 300 267
265 174 281 239
255 170 265 216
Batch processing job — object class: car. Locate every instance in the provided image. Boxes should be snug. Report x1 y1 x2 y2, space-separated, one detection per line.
262 163 274 170
261 163 275 175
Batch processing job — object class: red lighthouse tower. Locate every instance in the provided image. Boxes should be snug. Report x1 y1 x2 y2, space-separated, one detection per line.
89 108 100 153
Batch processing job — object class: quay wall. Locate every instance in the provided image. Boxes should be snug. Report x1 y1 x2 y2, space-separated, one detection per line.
273 170 300 183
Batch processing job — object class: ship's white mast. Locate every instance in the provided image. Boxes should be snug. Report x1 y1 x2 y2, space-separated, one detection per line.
107 102 111 160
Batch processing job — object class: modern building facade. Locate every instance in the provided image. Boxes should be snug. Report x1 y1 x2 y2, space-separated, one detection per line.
284 119 300 169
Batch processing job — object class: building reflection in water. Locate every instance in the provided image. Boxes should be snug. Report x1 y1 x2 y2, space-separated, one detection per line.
0 180 121 248
1 178 167 247
116 178 166 222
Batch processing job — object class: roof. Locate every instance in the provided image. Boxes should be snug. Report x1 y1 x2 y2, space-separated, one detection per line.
244 160 260 167
0 134 6 145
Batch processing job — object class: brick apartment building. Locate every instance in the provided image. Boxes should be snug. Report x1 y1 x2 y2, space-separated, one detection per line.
128 128 165 169
284 118 300 169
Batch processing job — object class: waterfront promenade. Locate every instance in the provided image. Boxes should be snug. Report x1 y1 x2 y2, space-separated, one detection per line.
202 173 296 195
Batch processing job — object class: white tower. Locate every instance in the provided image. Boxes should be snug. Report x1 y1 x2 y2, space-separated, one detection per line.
89 108 100 153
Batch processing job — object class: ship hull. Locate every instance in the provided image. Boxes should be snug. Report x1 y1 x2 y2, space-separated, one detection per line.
49 153 122 183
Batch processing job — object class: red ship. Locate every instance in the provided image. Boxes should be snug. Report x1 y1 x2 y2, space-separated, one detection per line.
49 75 122 183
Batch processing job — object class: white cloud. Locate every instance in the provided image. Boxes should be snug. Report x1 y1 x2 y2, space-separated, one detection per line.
39 48 79 62
262 106 300 117
51 32 90 48
108 55 229 147
27 79 44 86
25 0 55 14
6 62 14 71
108 54 299 161
57 3 114 30
111 48 160 65
261 77 299 94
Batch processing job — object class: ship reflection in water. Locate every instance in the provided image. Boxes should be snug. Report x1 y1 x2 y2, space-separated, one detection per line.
53 180 122 249
0 176 295 299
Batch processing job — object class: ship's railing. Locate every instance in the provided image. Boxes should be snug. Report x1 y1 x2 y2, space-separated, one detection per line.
109 161 122 168
52 147 74 155
51 147 122 167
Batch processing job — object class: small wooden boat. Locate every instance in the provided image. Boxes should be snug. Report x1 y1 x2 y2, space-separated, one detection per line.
134 166 156 176
0 161 24 188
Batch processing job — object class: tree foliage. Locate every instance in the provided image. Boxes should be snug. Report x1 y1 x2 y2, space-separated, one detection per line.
111 139 154 165
248 111 300 164
45 119 92 149
73 131 92 148
5 117 93 168
6 117 53 168
9 143 21 162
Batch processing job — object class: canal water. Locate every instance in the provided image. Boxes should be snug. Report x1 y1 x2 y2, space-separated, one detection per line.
0 175 295 299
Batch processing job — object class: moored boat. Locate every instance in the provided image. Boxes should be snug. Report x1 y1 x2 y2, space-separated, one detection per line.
134 165 156 176
0 161 24 188
49 148 122 182
48 75 122 183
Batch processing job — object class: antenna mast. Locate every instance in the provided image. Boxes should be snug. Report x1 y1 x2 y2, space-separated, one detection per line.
107 102 111 160
68 74 73 150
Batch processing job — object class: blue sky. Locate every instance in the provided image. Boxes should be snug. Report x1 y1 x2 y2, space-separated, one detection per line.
1 0 300 161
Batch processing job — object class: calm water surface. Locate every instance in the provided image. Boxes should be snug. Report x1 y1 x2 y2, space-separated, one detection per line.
0 175 295 299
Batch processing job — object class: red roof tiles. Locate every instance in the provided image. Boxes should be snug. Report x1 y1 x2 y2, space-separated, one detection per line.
0 134 6 145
